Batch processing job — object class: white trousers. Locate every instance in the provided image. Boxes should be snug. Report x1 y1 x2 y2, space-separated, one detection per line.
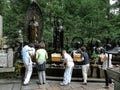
23 63 33 84
63 66 74 84
82 64 90 83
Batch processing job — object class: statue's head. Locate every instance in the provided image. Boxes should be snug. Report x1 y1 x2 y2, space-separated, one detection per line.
32 16 36 21
33 16 36 19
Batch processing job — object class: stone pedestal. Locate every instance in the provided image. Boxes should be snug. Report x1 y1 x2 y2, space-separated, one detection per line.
107 67 120 90
0 67 15 72
114 81 120 90
0 48 15 72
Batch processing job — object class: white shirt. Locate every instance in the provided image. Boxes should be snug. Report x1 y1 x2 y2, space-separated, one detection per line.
102 53 113 70
64 53 74 67
29 47 35 56
22 45 32 64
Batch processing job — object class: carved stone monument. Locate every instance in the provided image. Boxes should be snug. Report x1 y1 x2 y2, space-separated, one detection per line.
24 0 43 44
0 53 7 67
0 15 2 38
7 48 14 67
0 48 14 72
0 15 14 72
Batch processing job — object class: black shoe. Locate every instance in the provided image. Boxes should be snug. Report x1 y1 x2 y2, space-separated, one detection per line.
43 82 46 84
36 81 42 85
82 83 87 85
22 83 29 86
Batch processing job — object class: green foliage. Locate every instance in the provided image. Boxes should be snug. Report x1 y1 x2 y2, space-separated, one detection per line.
0 0 4 15
91 50 99 64
0 0 120 50
2 0 30 36
14 60 22 77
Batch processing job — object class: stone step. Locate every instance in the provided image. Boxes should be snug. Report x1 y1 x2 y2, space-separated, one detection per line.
0 67 15 72
46 76 105 83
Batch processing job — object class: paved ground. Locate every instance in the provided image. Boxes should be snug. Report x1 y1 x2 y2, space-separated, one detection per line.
0 77 114 90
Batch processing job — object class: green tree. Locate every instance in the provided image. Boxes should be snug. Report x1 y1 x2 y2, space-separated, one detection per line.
1 0 120 50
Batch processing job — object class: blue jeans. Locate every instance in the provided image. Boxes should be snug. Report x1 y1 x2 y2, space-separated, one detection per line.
63 66 74 84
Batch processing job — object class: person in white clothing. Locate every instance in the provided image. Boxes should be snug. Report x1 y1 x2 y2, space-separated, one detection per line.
102 44 113 89
102 53 113 70
22 42 35 85
28 43 35 60
60 50 74 86
80 46 90 85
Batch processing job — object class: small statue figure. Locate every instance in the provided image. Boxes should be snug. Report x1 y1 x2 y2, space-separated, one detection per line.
29 16 39 43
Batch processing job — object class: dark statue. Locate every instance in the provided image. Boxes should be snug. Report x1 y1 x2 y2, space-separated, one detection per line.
53 16 64 52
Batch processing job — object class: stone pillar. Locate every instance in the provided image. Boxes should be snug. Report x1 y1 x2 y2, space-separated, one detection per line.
7 48 14 67
0 15 2 38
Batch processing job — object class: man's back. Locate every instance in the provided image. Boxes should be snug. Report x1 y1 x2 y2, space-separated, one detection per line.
22 45 31 58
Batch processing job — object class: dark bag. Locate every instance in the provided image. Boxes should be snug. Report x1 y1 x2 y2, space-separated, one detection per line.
36 62 46 71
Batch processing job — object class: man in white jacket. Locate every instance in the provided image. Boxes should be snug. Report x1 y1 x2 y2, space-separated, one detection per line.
60 50 74 86
22 42 35 85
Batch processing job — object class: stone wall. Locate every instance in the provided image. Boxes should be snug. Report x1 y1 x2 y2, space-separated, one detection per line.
0 49 15 72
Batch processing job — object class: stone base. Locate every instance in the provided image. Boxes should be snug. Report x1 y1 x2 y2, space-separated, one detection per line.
0 67 15 72
115 81 120 90
107 67 120 90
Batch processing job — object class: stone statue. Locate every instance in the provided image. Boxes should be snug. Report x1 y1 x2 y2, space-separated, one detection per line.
0 15 2 38
24 1 43 43
29 16 39 43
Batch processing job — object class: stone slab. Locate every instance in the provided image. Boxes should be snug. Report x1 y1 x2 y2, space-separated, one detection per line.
0 84 13 90
0 15 2 38
0 53 7 67
107 67 120 82
0 79 114 90
114 81 120 90
12 83 21 90
0 67 15 72
7 48 14 67
21 83 38 90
